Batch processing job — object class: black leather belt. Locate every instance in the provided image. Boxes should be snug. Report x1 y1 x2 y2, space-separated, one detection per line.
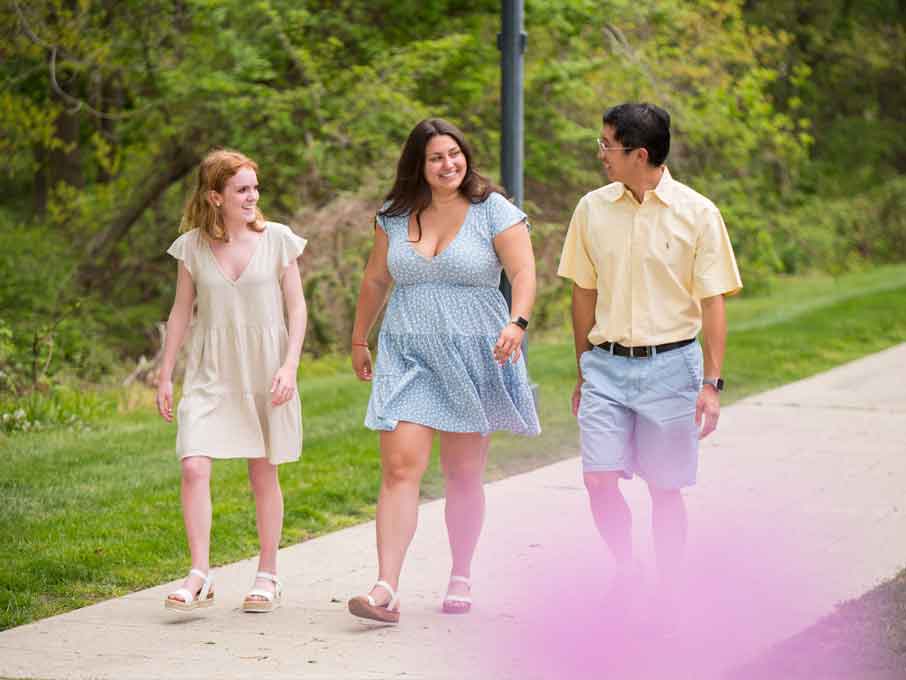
595 338 695 358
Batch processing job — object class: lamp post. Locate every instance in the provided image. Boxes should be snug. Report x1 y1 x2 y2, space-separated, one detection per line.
498 0 536 401
497 0 526 313
499 0 526 210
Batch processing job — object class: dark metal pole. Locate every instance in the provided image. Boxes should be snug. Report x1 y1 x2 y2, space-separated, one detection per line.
498 0 535 401
498 0 526 309
499 0 526 209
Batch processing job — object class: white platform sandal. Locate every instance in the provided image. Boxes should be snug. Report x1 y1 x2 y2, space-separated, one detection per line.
347 580 401 623
242 571 283 613
442 575 472 614
164 568 215 612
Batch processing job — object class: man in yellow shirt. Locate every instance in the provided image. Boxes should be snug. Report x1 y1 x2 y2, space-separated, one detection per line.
558 103 742 604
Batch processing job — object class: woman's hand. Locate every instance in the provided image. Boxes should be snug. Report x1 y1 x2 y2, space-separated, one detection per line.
156 379 174 422
493 323 524 365
352 345 373 381
270 364 298 406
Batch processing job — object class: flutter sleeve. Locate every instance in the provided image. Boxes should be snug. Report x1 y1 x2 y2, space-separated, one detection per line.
487 192 530 237
375 201 393 234
166 231 196 277
274 223 308 270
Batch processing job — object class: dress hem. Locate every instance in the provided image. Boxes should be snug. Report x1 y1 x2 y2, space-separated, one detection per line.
177 449 301 465
364 414 540 438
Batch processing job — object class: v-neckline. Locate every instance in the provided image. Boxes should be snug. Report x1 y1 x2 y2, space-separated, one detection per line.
407 203 471 262
207 227 267 285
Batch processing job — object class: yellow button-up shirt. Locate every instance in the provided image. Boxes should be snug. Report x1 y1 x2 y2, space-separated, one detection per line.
557 167 742 347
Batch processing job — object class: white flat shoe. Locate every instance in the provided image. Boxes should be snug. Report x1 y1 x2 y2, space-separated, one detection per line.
348 580 401 623
164 568 215 612
242 571 282 613
442 575 472 614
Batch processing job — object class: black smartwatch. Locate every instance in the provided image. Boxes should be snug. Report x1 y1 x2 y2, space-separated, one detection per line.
702 378 724 391
511 316 529 330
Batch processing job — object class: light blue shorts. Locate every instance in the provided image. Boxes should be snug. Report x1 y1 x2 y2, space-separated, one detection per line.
577 341 703 489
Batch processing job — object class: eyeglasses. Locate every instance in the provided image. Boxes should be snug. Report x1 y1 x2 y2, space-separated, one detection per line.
596 138 635 154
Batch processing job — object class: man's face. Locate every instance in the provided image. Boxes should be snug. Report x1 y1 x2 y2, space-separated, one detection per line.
598 124 636 184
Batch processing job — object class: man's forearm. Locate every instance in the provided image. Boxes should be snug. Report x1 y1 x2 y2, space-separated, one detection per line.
571 285 597 375
701 295 727 378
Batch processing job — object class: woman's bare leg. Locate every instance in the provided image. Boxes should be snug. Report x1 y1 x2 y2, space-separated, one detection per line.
439 432 489 598
368 421 433 604
247 458 283 599
169 455 213 600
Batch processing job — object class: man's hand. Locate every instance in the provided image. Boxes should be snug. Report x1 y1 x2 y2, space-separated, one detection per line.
695 384 720 438
571 379 583 417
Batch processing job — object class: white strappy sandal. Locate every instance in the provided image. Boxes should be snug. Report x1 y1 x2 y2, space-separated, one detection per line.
442 575 472 614
164 568 215 612
347 580 401 623
242 571 283 613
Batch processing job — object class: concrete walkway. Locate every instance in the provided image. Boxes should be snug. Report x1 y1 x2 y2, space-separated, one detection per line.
2 344 905 679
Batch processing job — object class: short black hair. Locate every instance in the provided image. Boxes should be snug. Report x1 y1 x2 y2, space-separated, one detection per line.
602 103 671 167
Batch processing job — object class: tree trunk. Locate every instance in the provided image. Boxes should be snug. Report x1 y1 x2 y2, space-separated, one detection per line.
33 144 48 217
48 71 83 190
78 142 200 287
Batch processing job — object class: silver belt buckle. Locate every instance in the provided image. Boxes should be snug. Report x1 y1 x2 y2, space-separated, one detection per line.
632 345 654 359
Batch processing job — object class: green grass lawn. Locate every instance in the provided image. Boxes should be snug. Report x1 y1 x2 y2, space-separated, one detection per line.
2 264 905 630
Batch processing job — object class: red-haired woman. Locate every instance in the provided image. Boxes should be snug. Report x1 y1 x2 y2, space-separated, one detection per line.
157 149 308 614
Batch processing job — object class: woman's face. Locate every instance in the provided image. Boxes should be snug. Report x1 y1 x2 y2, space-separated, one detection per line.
211 166 259 225
423 134 466 194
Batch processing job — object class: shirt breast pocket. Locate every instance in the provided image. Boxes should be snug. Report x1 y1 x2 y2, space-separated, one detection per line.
652 222 694 272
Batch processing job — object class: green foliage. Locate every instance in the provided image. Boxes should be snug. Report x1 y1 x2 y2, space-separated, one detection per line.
0 0 902 385
745 0 905 192
0 217 119 392
0 385 116 434
772 176 906 275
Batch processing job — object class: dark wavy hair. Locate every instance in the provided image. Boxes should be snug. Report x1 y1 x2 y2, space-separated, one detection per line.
380 118 502 241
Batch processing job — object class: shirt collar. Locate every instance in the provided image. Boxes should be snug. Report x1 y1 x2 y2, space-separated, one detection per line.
602 166 675 207
652 166 675 206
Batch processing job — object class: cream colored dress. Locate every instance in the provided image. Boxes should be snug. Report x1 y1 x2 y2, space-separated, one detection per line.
166 222 307 464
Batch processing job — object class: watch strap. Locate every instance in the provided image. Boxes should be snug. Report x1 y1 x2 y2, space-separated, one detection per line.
703 378 724 391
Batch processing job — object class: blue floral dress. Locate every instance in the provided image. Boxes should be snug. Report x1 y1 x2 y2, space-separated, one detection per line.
365 192 541 437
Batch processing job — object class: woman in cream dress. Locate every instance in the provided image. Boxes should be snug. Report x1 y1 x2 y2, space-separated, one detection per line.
156 149 307 613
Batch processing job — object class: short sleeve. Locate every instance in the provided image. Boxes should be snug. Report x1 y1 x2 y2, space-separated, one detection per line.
692 207 743 299
557 197 598 289
375 201 393 234
274 223 308 270
486 192 530 237
166 231 196 278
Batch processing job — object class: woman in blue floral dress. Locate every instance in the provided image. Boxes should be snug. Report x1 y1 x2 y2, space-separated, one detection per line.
347 119 540 623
